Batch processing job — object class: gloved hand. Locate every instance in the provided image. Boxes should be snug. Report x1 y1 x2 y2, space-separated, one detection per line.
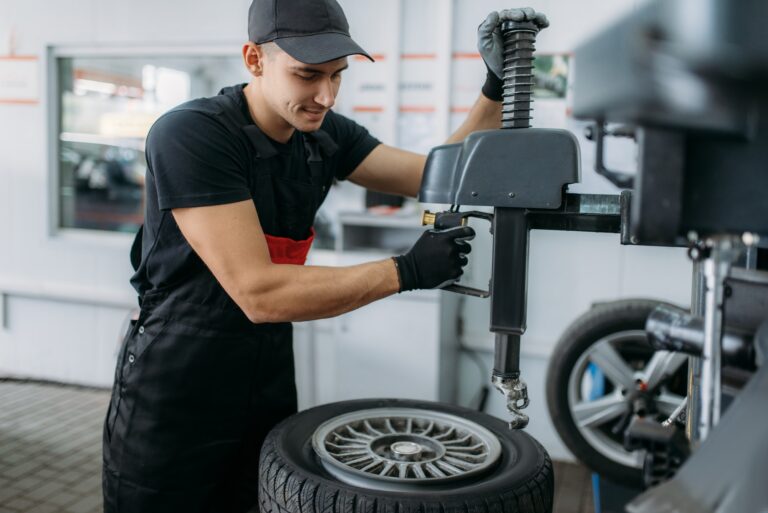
393 226 475 292
478 8 550 101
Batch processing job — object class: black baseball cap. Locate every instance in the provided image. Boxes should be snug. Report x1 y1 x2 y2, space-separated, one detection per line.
248 0 374 64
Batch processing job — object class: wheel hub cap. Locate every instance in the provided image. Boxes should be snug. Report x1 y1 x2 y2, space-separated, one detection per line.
389 440 428 459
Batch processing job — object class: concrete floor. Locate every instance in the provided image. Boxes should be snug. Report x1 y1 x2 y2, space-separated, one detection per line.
0 379 595 513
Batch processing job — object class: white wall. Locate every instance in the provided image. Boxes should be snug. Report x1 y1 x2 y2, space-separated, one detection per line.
0 0 250 385
0 0 688 461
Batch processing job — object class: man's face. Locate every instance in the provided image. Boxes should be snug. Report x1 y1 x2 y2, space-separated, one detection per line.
260 47 348 132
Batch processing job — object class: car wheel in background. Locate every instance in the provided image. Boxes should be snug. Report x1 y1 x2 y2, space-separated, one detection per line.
546 299 688 487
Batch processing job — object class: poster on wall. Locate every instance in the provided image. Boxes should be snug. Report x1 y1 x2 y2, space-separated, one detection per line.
531 53 570 129
0 55 38 104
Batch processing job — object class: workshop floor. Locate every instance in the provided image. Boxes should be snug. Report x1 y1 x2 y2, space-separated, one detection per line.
0 379 595 513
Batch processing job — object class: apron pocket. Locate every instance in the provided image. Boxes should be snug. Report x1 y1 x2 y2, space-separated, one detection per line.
119 314 169 390
128 316 169 363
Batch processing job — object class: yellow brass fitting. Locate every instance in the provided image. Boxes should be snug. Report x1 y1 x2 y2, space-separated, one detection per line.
422 211 437 226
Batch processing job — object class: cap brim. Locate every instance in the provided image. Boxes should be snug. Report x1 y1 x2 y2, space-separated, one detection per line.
275 33 374 64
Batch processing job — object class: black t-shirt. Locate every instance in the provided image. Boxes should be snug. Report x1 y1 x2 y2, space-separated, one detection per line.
130 84 381 299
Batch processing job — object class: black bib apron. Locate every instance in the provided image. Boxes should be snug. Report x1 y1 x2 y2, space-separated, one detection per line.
102 85 337 513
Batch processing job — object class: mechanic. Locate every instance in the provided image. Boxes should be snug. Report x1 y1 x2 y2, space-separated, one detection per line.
101 1 547 512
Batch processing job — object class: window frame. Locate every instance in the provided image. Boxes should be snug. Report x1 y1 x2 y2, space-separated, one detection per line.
47 43 243 243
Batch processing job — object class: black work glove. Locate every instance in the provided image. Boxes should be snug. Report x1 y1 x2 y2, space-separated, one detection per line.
393 226 475 292
478 8 550 102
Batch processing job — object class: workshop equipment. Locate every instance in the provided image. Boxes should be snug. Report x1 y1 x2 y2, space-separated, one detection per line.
421 17 567 429
419 17 631 429
569 0 768 510
422 2 768 508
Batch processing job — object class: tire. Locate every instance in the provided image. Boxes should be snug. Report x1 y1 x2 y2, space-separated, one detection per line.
545 299 688 487
259 398 554 513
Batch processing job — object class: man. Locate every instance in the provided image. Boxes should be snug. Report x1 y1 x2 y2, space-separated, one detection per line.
102 1 548 512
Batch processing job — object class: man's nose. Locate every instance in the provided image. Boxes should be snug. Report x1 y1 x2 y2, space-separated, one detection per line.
314 78 335 109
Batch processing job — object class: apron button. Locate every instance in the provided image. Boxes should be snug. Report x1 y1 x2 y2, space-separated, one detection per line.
128 353 136 364
138 326 145 335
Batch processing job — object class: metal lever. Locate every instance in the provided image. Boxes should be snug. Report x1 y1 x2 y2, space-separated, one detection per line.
442 283 490 298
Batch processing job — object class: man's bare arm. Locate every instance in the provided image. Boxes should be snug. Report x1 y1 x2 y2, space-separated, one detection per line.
347 94 502 198
445 93 502 144
173 200 400 324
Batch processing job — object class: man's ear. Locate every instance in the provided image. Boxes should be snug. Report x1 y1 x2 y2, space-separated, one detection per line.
242 42 265 77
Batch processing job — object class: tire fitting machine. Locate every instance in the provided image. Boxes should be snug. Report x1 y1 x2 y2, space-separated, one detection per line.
418 18 579 429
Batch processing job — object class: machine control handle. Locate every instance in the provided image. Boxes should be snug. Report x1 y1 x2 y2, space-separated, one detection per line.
422 210 494 298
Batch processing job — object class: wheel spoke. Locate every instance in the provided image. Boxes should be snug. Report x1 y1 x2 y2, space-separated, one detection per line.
656 392 687 417
443 443 485 452
379 462 395 476
435 460 462 475
346 425 374 440
424 462 446 477
446 451 486 462
573 394 628 429
443 456 476 470
333 450 369 457
360 460 381 473
420 421 436 436
345 455 374 467
363 420 384 436
442 434 472 445
326 442 367 451
588 340 637 389
332 435 366 444
642 351 688 390
431 425 452 439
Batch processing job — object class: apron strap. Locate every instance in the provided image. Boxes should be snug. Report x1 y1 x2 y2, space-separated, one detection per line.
308 129 339 157
216 94 279 158
302 134 324 184
302 129 337 184
130 225 144 272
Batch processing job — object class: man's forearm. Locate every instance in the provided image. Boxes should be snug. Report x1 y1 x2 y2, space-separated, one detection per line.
445 94 502 145
238 259 400 323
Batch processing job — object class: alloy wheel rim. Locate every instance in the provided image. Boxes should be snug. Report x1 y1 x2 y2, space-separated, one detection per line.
566 330 688 469
312 408 502 491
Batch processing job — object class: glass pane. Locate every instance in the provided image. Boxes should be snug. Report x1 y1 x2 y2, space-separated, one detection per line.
57 54 249 233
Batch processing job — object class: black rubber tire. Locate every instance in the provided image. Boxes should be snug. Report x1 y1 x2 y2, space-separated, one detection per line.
545 299 677 487
258 398 554 513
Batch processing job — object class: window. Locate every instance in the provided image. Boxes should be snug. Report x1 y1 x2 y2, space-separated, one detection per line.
53 48 249 233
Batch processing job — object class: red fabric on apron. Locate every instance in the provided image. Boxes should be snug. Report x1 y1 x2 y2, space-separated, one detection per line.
264 228 315 265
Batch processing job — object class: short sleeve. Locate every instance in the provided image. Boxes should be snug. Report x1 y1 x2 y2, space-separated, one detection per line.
146 109 251 211
322 111 381 180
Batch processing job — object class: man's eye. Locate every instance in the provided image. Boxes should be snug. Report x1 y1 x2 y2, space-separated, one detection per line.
297 74 315 81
